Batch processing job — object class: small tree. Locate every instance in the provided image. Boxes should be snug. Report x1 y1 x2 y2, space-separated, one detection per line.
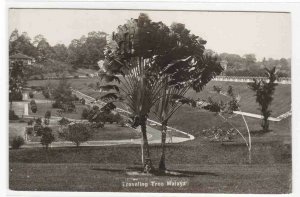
29 91 34 98
11 136 25 149
44 110 51 125
63 123 92 147
200 85 252 163
248 67 278 132
40 127 55 149
30 100 37 113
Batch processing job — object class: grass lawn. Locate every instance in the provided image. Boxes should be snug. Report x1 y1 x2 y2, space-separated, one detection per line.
9 136 291 193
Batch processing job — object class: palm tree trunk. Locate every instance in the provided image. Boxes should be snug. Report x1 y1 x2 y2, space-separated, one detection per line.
140 117 154 173
159 122 167 171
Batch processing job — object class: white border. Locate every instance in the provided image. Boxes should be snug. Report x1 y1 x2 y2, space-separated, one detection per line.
2 1 300 197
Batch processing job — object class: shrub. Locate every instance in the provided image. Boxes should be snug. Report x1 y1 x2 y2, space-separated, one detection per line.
58 117 71 126
63 123 92 147
45 110 51 119
9 110 19 120
35 117 42 125
11 136 25 149
43 118 50 125
80 98 86 105
81 108 90 119
42 89 50 99
40 127 55 149
10 91 23 101
31 104 37 113
29 91 34 98
30 99 36 105
114 113 123 124
52 101 62 108
26 127 33 135
118 119 127 127
91 122 104 128
27 120 34 125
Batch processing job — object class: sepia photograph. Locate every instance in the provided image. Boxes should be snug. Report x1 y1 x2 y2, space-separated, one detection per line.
7 7 293 194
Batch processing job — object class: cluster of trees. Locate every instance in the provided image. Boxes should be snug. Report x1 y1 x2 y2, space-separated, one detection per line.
219 53 291 77
9 29 107 70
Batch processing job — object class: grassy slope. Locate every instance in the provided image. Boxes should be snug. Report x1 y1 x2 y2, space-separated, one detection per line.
27 79 291 117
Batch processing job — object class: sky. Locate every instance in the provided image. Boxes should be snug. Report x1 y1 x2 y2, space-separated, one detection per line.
8 9 291 60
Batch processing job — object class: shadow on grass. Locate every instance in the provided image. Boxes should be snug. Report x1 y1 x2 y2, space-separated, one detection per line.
91 166 219 177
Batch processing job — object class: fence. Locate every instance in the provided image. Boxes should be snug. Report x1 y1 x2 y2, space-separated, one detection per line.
212 76 291 84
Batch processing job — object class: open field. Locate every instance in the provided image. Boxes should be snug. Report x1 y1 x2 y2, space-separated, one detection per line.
9 136 291 193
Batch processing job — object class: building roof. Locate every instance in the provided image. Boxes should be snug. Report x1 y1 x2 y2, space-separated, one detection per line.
9 53 33 60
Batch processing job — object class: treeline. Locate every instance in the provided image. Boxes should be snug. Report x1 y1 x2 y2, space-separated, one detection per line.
9 29 107 69
219 53 291 77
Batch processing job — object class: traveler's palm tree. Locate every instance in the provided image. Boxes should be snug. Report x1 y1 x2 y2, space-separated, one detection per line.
98 13 222 173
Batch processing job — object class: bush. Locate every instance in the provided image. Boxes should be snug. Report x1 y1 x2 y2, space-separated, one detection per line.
26 127 33 135
58 117 71 126
91 122 104 128
42 89 50 99
81 108 90 119
45 110 51 119
80 98 86 105
43 118 50 125
52 101 62 108
9 110 19 120
73 94 79 101
40 127 55 149
11 136 25 149
35 117 42 125
9 91 23 101
63 123 92 147
29 91 34 98
27 119 34 126
31 104 37 113
30 99 36 105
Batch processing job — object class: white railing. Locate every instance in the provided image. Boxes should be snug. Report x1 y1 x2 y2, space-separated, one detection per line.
212 76 291 84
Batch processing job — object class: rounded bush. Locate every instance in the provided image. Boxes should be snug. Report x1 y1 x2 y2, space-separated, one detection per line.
11 136 25 149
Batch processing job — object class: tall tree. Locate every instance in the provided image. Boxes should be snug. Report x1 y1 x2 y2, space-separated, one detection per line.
98 13 223 173
248 67 278 132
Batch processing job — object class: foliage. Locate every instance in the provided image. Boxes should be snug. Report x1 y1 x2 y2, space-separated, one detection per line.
58 117 71 126
29 91 34 98
52 76 73 103
63 123 93 147
27 119 34 126
30 99 37 113
80 98 86 105
248 67 278 132
30 100 36 105
201 127 238 142
67 31 107 68
9 110 19 120
40 127 55 149
11 136 25 149
99 13 223 172
44 110 51 119
26 127 33 135
81 108 89 119
9 61 26 102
